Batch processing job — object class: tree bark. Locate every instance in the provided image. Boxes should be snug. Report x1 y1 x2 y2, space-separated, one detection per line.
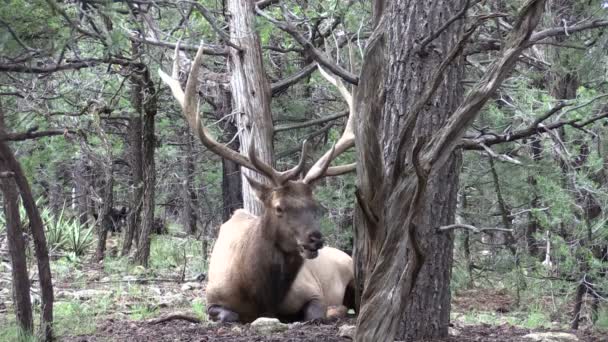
122 113 143 255
526 136 543 257
228 0 274 216
353 1 546 340
0 106 33 335
133 66 157 267
0 139 54 341
217 88 242 222
95 167 113 262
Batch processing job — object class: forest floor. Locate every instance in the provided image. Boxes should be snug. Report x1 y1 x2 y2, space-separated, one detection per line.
1 234 607 341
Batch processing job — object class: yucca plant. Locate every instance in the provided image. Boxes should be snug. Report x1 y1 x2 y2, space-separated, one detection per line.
42 206 69 253
65 221 94 256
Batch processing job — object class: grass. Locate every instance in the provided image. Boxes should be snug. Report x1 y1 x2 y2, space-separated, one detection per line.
0 323 37 342
191 298 207 321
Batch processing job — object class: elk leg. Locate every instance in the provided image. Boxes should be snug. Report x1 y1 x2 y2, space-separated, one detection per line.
302 299 325 321
207 305 239 323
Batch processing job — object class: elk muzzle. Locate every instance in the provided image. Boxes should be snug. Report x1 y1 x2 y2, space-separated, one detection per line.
299 230 324 259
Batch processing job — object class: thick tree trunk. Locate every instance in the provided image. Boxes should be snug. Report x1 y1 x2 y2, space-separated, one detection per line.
228 0 274 216
353 2 464 340
0 140 54 341
0 107 33 335
182 130 198 234
134 67 157 267
353 1 546 340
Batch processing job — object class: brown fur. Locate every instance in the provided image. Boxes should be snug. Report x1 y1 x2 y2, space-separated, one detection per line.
206 180 326 323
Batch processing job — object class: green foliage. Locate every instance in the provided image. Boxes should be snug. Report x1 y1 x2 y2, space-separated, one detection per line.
0 323 36 342
191 299 207 321
40 206 94 256
128 304 159 321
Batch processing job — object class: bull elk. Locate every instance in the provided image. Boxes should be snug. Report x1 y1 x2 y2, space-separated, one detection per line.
159 42 356 323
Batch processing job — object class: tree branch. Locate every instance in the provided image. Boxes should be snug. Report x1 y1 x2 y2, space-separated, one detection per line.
255 5 359 85
529 19 608 44
438 224 513 234
271 63 317 95
0 129 76 142
427 0 547 168
274 111 348 133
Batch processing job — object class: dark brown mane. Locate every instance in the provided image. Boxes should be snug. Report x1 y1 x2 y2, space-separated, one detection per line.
229 211 305 322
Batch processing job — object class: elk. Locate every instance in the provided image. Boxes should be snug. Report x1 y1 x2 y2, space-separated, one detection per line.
159 42 355 323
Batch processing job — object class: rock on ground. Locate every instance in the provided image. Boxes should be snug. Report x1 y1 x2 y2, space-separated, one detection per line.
523 332 579 342
250 317 289 334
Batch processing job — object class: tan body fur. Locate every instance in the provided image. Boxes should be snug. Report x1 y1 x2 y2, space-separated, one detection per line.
279 247 354 320
206 209 354 322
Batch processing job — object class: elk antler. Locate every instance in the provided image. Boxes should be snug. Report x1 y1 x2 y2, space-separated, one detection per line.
159 41 309 186
303 64 356 184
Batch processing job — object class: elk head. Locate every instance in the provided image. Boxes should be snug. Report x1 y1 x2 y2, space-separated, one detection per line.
158 42 355 259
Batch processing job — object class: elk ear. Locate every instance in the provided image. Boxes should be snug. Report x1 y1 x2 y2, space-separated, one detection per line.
244 174 271 202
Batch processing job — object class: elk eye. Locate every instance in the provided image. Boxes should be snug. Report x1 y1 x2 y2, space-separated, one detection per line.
275 206 284 215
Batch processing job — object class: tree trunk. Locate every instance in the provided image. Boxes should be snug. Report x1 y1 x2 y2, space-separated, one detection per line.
0 140 54 341
228 0 274 216
217 88 242 222
133 67 157 267
0 106 33 335
353 2 464 340
182 130 198 234
122 114 143 255
73 156 91 226
352 1 546 340
526 136 543 257
95 167 113 262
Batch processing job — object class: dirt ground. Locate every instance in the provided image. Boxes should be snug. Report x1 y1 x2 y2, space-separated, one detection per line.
61 317 606 342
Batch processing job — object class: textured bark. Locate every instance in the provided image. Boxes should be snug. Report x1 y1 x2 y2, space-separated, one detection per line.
95 168 113 262
217 89 243 222
228 0 274 216
134 66 157 267
73 156 91 226
123 115 143 255
0 107 33 335
0 139 54 341
353 1 546 341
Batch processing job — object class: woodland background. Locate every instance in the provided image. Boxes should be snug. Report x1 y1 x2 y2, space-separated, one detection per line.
0 0 608 341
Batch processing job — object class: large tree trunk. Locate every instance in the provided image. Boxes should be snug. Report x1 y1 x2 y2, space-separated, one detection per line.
0 107 33 336
228 0 274 216
353 2 464 340
133 67 157 267
353 1 546 340
217 89 242 222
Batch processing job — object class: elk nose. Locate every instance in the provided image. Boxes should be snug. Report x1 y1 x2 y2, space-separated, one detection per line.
308 231 324 249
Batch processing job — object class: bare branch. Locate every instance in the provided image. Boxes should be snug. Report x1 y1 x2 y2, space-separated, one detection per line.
271 63 317 95
530 19 608 44
438 224 513 234
255 5 359 85
0 129 76 142
274 111 348 133
428 0 547 168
